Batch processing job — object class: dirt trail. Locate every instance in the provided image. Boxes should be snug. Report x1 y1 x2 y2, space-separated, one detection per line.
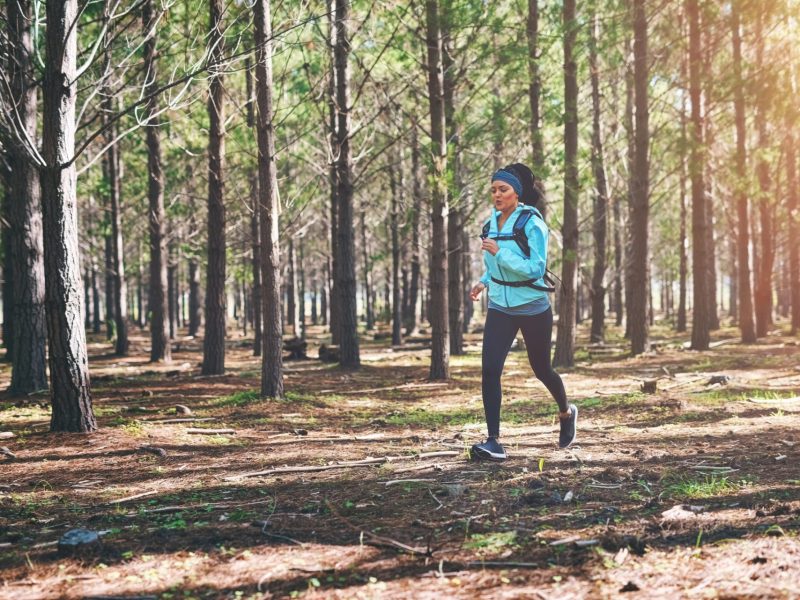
1 324 799 599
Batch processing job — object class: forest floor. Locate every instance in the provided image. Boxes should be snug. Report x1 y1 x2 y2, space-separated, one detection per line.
2 319 800 599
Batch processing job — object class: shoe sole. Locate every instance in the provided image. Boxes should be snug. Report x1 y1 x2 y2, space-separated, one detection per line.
469 447 507 462
559 404 578 449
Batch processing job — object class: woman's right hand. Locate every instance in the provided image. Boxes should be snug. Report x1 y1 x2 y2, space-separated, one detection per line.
470 282 486 301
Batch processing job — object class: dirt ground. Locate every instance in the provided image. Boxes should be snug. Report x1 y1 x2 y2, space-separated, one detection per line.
1 319 800 599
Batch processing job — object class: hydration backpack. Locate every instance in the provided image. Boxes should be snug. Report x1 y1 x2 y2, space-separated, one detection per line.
480 206 558 293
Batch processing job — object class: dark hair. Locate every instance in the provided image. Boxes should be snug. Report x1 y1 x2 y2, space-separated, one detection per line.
504 163 544 208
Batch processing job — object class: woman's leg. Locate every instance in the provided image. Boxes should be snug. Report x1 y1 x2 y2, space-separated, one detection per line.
518 307 568 413
481 309 519 437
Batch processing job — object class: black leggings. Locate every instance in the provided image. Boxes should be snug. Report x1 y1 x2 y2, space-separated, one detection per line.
481 307 568 438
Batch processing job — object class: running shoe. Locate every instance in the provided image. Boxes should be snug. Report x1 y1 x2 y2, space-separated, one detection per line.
470 438 507 461
559 403 578 448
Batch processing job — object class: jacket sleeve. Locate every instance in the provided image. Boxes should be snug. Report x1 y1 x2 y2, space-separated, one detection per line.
479 254 491 286
494 217 547 281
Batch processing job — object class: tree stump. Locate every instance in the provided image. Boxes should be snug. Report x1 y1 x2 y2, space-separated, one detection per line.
284 337 308 360
319 344 340 363
641 379 658 394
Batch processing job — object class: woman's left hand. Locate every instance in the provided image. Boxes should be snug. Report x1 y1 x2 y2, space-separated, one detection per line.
481 238 499 256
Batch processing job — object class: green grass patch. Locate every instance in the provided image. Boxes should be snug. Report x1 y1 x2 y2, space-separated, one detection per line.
663 474 753 500
215 390 261 407
464 531 519 556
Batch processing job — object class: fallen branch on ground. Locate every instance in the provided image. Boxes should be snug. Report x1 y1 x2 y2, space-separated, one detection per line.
228 451 459 480
185 428 236 435
108 490 158 504
318 381 449 395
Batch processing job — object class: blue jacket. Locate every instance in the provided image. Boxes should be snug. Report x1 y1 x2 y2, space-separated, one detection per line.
479 204 550 308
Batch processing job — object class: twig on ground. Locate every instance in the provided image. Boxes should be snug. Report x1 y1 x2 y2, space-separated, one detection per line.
318 381 449 395
185 428 236 435
465 561 539 569
230 451 459 480
384 478 436 487
108 490 158 504
148 418 214 424
428 488 444 510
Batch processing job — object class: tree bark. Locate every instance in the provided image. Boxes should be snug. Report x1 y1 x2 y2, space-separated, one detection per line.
286 238 297 336
253 0 284 397
785 102 800 335
753 13 773 338
406 121 422 335
730 0 756 342
327 0 340 345
103 91 129 355
441 7 463 356
202 0 227 374
299 238 306 339
589 10 608 345
359 210 374 330
688 0 709 350
527 0 544 175
553 0 579 368
333 0 360 368
143 0 171 363
7 0 47 394
42 0 96 432
677 32 689 333
425 0 450 380
390 156 403 346
628 0 650 355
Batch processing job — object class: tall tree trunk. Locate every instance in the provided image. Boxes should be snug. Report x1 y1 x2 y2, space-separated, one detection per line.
623 35 634 340
613 190 623 327
104 96 129 355
168 243 177 340
42 0 96 432
327 0 341 345
461 207 473 333
628 0 650 355
730 1 755 341
753 14 773 338
253 0 284 397
245 60 263 354
527 0 544 175
425 0 450 379
250 175 263 354
2 186 13 361
333 0 360 368
786 105 800 334
553 0 579 368
442 8 463 356
298 237 306 339
589 10 608 345
311 277 318 326
702 20 719 332
7 0 47 394
390 156 403 346
359 210 374 330
143 0 171 362
286 238 297 336
688 0 709 350
104 234 114 340
321 260 329 326
406 121 422 335
202 0 227 374
91 258 101 333
677 35 689 333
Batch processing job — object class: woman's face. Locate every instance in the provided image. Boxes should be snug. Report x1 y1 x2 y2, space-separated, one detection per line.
491 180 519 213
